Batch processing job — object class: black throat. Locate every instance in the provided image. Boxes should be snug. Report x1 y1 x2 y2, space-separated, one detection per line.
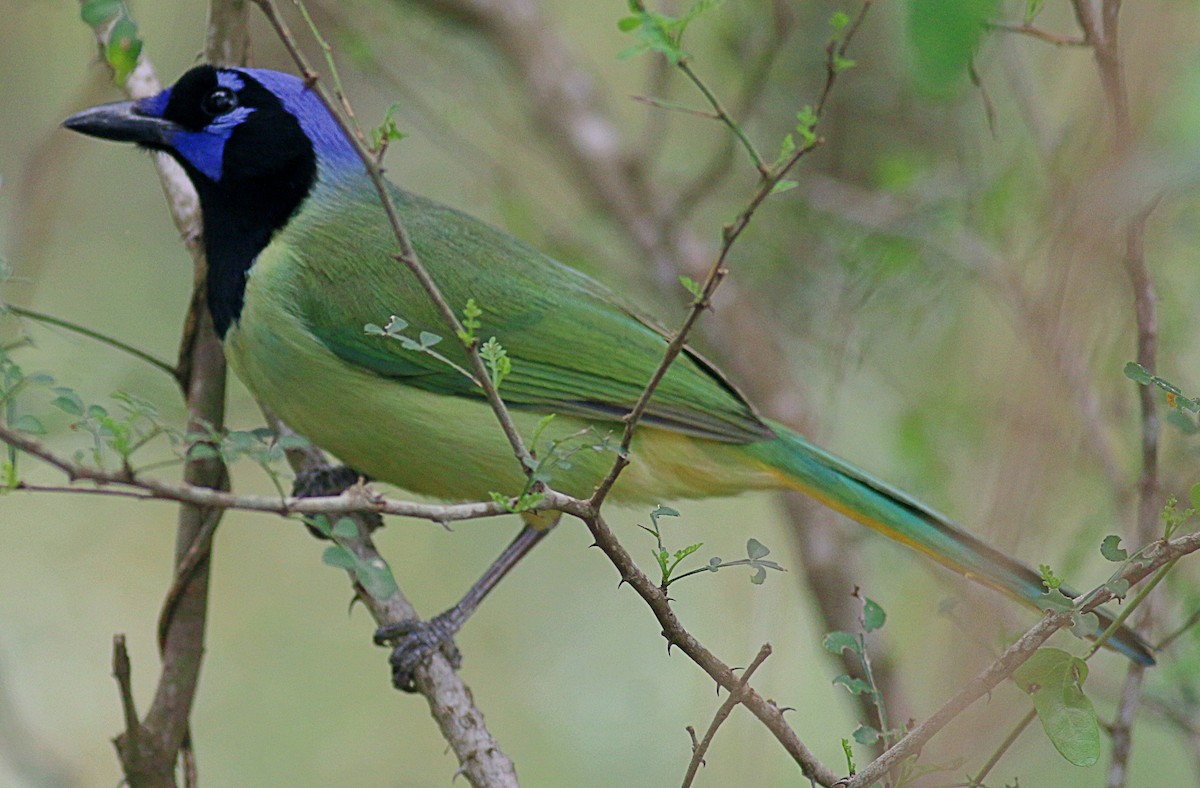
191 159 314 338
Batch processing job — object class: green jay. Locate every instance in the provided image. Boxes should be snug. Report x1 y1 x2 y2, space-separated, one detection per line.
62 65 1154 685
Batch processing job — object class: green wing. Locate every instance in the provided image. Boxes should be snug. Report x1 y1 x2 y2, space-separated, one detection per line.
278 175 772 444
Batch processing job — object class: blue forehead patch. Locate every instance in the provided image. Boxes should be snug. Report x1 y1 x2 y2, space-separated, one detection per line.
135 88 172 119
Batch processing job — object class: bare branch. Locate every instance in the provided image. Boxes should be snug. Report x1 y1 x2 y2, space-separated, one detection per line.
682 644 773 788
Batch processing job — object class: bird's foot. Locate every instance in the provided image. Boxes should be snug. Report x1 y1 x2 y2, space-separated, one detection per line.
374 610 464 692
292 465 383 535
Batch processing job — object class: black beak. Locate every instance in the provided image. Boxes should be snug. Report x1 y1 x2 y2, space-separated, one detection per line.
62 100 179 148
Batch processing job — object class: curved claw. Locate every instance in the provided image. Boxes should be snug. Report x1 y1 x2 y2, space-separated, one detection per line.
374 613 463 692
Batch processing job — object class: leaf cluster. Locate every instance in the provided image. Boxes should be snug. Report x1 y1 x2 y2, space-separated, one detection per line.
80 0 142 84
309 515 399 601
616 0 723 65
637 503 784 588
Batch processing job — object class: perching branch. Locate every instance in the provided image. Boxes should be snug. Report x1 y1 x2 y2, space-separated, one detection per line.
74 2 243 784
266 414 518 786
0 420 576 523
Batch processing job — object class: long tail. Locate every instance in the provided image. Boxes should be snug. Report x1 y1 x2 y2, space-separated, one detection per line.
747 421 1155 666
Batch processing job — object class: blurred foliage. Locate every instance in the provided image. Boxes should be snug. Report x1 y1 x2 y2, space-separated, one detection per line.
0 0 1199 785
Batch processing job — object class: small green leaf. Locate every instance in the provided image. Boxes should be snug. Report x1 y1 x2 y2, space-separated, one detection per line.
832 675 874 696
770 179 799 195
828 10 851 34
80 0 122 26
13 414 45 435
1105 578 1130 599
1012 648 1099 767
187 443 221 460
51 396 82 415
746 538 769 560
1123 361 1153 385
831 55 856 74
418 331 441 348
862 598 887 632
306 515 332 537
852 724 881 745
1190 482 1200 514
1166 409 1199 434
822 630 862 656
322 544 358 570
617 15 641 32
1099 535 1128 562
354 556 399 600
276 433 311 450
1035 589 1076 613
678 275 703 299
1039 563 1063 590
105 15 142 86
364 323 385 335
331 517 359 540
1070 611 1100 639
370 103 408 151
652 504 680 519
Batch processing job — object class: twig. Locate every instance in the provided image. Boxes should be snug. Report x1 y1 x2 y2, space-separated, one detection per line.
1155 607 1200 652
74 3 242 783
0 420 579 522
967 708 1035 787
4 305 178 380
986 21 1089 47
111 635 140 762
681 644 773 787
630 94 720 120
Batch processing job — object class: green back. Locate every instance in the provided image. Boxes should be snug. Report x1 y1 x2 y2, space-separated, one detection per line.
275 174 773 444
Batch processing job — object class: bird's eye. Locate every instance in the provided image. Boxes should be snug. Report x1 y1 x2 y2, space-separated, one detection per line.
201 87 239 117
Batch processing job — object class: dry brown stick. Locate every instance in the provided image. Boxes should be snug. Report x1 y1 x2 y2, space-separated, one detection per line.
73 3 247 783
681 644 773 788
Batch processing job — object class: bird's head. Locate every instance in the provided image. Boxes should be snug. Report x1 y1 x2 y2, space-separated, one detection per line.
64 66 362 338
63 65 357 192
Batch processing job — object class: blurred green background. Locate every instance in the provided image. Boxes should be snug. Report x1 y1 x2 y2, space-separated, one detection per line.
2 0 1200 785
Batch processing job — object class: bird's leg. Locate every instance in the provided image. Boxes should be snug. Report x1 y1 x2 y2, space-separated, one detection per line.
375 513 558 692
291 464 382 535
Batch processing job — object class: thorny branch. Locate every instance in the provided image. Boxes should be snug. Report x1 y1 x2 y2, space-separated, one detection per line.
681 643 773 788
